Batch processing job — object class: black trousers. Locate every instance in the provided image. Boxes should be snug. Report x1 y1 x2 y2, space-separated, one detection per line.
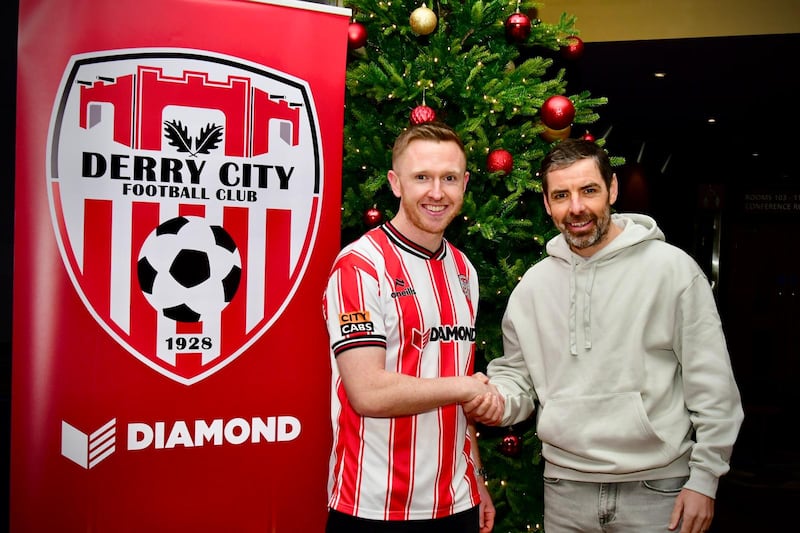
325 506 480 533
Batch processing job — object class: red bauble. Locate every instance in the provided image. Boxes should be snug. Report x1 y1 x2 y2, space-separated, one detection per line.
487 149 514 175
410 104 436 124
561 35 584 60
363 206 382 228
505 12 532 43
500 434 522 457
347 22 368 50
581 130 596 142
541 95 575 130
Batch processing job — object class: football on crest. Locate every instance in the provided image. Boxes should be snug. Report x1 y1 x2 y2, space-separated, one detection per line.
137 216 242 322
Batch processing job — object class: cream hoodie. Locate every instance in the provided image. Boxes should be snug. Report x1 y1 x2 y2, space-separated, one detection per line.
488 213 743 498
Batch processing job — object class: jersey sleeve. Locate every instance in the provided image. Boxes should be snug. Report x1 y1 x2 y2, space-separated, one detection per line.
323 250 387 357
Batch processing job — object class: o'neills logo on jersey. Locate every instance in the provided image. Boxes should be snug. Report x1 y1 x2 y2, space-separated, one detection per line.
47 49 323 385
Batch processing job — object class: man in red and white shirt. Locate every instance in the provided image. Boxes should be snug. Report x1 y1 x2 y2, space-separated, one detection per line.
323 122 503 533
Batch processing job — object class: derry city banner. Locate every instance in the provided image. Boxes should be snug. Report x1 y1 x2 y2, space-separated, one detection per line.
12 0 350 530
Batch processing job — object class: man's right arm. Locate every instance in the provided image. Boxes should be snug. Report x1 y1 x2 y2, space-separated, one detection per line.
336 346 494 417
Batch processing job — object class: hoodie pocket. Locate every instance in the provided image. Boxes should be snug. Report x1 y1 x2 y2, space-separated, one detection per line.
537 392 679 474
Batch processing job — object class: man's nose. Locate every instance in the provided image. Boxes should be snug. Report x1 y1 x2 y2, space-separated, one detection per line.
428 178 444 199
569 195 585 213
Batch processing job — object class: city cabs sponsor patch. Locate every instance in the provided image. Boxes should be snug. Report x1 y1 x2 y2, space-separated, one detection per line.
338 310 374 335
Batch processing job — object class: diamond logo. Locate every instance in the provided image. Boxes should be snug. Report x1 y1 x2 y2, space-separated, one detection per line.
61 418 116 469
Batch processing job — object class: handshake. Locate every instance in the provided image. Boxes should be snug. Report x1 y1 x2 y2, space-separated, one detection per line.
462 372 504 425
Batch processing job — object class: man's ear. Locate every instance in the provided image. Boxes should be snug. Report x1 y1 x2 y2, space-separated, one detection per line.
609 173 619 206
387 170 401 198
543 191 552 216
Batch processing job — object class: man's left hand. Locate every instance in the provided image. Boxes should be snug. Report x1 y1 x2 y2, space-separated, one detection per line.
669 488 714 533
477 475 495 532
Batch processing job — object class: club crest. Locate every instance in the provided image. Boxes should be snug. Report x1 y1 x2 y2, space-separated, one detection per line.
458 274 471 299
47 49 323 384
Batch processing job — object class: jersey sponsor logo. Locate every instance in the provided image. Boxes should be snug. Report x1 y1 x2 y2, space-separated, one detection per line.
429 325 476 342
411 327 431 351
338 310 374 335
412 325 476 350
47 49 323 384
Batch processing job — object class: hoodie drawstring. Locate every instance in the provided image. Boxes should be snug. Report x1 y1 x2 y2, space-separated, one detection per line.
584 264 596 351
569 260 578 355
569 259 596 356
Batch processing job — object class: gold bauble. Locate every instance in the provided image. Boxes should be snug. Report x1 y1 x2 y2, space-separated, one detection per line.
540 124 572 142
410 6 437 36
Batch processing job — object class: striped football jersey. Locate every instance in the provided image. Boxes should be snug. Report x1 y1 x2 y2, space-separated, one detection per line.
323 222 482 521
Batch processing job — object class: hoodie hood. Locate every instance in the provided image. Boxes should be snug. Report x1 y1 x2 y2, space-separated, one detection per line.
545 213 665 355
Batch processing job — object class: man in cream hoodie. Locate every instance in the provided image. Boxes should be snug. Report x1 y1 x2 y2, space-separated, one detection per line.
467 139 743 533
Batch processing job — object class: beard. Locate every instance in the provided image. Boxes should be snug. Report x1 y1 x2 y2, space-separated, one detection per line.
561 209 612 251
399 196 461 238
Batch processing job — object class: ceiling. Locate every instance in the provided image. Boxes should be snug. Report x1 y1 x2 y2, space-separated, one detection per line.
561 33 800 187
540 0 800 43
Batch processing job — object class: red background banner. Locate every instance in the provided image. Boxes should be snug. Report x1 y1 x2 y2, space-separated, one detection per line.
12 0 349 530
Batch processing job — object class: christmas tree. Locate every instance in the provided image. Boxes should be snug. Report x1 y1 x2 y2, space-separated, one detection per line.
341 1 614 530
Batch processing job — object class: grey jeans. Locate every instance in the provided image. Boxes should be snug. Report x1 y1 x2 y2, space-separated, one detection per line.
543 476 689 532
